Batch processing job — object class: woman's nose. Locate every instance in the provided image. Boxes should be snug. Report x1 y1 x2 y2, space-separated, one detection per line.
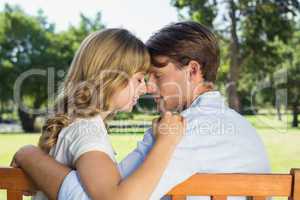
139 83 147 95
146 77 158 94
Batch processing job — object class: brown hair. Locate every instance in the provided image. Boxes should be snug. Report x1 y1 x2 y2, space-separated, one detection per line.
38 28 150 153
146 21 220 83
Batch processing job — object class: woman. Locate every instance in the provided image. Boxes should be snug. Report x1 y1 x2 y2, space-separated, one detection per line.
11 28 186 200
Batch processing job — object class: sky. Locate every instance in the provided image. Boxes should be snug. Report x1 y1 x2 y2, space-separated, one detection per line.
0 0 180 41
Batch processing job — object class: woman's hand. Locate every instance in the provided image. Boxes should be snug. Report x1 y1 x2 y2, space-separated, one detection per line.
152 111 186 146
10 145 37 168
10 145 38 196
9 145 71 199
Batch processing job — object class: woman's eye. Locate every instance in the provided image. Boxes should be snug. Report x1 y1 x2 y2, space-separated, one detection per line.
138 78 144 83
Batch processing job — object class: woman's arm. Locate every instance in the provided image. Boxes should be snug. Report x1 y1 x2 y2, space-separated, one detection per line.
76 112 186 200
12 145 71 200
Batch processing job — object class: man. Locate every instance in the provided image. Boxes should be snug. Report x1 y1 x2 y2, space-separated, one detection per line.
13 21 270 200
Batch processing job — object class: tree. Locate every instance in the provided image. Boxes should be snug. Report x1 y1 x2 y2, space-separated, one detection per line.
0 4 105 132
172 0 300 113
275 27 300 127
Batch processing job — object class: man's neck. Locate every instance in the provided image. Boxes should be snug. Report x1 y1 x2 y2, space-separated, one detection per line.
185 86 213 109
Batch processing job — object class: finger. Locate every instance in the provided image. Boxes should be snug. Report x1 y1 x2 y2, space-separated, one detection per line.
11 161 19 168
162 111 172 119
10 157 18 168
172 114 182 120
152 118 159 131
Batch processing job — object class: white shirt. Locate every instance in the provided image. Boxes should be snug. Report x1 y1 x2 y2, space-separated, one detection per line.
58 91 271 200
33 115 116 200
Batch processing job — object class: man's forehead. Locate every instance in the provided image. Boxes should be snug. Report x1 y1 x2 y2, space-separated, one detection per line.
149 66 160 73
149 55 170 72
149 65 169 75
154 55 170 63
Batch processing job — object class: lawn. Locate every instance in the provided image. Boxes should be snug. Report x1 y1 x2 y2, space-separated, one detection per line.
0 114 299 199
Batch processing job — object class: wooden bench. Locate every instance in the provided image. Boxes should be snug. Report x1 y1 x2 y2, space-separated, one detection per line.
0 167 299 200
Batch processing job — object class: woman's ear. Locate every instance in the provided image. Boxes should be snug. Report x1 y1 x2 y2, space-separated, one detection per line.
187 60 203 83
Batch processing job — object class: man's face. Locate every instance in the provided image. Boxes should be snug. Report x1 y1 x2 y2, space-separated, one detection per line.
147 56 190 112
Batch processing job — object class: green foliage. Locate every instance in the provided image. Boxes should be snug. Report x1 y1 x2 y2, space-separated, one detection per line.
0 4 105 131
172 0 300 118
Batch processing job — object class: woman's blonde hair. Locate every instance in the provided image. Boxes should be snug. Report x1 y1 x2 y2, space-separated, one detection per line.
38 28 151 153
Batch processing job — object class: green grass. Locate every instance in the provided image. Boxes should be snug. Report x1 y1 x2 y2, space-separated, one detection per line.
0 133 143 200
0 114 299 199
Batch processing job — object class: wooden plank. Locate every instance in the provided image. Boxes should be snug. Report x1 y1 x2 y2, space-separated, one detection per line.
167 173 292 196
252 196 266 200
290 168 300 200
212 195 227 200
0 167 35 191
7 190 23 200
170 195 186 200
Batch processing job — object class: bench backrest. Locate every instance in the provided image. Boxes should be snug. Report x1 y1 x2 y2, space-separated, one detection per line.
0 167 35 200
0 167 299 200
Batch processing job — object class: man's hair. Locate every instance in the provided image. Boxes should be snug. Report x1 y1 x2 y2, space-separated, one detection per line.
146 21 220 83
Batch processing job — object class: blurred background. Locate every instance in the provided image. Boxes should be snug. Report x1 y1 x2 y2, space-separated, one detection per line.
0 0 299 199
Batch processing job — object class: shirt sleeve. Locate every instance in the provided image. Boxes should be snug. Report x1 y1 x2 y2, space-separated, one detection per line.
67 122 116 167
118 128 155 178
58 170 91 200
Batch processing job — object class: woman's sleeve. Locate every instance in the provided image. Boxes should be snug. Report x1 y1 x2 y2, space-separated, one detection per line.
67 123 116 167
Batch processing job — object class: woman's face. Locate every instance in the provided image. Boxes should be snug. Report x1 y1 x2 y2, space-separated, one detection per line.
111 72 147 112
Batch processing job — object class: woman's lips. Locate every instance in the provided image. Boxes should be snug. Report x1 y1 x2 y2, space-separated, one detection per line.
132 98 138 105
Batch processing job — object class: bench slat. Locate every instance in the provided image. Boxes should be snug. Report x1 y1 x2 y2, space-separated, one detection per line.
0 167 35 191
1 167 299 200
290 169 300 200
212 195 227 200
252 196 266 200
7 190 23 200
171 195 186 200
167 174 292 196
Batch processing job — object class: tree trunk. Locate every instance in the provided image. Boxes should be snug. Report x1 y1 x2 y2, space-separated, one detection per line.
227 0 241 113
18 107 37 132
292 102 299 127
17 97 42 132
276 106 282 121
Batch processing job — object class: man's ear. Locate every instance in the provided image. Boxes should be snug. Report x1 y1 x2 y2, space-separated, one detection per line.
187 60 203 83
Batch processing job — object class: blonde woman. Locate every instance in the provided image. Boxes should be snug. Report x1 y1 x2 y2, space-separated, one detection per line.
12 28 186 200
